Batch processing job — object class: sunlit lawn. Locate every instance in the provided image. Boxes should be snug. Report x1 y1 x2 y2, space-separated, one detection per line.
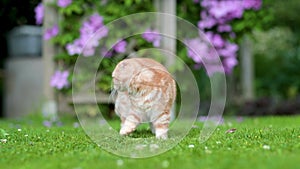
0 115 299 169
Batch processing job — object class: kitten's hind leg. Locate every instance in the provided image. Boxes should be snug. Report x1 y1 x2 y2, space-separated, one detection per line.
119 114 140 136
150 122 155 134
120 117 125 128
153 111 170 139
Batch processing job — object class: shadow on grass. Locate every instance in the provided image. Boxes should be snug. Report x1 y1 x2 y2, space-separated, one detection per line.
129 129 154 138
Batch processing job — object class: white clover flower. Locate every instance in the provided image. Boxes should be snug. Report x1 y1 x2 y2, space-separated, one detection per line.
116 159 124 166
205 149 212 154
135 144 147 150
150 144 159 152
263 145 270 150
162 160 169 168
188 144 195 148
1 139 7 143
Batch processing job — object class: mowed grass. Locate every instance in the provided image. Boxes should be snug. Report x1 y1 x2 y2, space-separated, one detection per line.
0 115 299 169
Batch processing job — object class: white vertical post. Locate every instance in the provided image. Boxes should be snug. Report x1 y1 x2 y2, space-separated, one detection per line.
155 0 177 120
155 0 176 67
42 0 58 117
240 35 254 100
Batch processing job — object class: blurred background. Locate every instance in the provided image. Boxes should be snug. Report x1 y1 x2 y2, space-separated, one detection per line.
0 0 42 118
0 0 300 119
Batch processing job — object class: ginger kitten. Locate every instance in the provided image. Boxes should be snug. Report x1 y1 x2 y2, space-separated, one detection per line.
112 58 176 139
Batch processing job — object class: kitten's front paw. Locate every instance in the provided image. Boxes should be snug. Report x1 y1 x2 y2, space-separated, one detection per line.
156 134 168 140
155 129 168 140
119 126 134 136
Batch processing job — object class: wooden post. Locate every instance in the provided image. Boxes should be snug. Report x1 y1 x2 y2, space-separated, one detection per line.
240 35 254 100
42 0 58 117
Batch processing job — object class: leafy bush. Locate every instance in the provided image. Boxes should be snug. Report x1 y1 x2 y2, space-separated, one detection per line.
253 27 300 99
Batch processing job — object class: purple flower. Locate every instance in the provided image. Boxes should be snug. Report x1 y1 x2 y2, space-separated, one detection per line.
44 25 59 40
66 13 108 57
50 70 70 89
217 24 232 32
142 29 161 47
223 57 238 74
243 0 262 10
34 3 44 25
218 42 239 58
89 14 104 29
198 18 216 29
82 47 96 57
185 38 209 63
236 116 244 123
209 1 244 20
80 34 99 48
43 120 52 128
57 0 72 8
200 0 250 26
152 39 160 47
56 121 64 127
198 116 224 125
66 40 82 55
73 122 80 128
101 48 113 58
208 2 231 19
211 34 225 48
198 116 207 122
80 22 95 35
114 40 127 53
205 64 225 76
94 26 109 39
142 29 158 42
187 35 239 75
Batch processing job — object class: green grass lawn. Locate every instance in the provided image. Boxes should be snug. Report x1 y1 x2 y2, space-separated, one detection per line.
0 115 299 169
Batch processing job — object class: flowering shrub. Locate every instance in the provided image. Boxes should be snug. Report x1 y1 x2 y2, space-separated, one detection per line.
187 0 262 74
35 0 154 92
34 0 261 92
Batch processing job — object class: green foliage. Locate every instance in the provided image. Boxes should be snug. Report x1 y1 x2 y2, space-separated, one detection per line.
0 116 299 169
58 0 85 16
271 0 300 32
97 57 122 92
177 0 201 25
253 27 300 98
231 1 275 43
